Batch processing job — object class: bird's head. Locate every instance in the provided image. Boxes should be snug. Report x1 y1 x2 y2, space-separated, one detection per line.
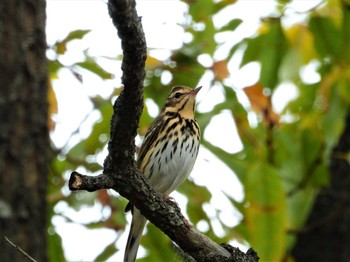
163 86 202 119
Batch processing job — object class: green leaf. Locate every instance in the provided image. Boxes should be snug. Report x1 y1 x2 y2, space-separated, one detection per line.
259 19 288 89
342 5 350 61
241 18 288 89
202 140 247 182
219 19 242 32
75 58 114 79
277 0 292 3
84 103 112 156
243 162 287 261
63 29 91 42
223 191 245 214
67 191 97 211
179 180 212 226
188 0 215 22
240 37 262 67
139 224 174 262
287 188 315 229
309 16 342 59
54 30 90 55
48 229 66 261
213 0 238 13
319 81 349 153
48 59 63 79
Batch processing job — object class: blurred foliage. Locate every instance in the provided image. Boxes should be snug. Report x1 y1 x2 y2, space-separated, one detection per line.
47 0 350 261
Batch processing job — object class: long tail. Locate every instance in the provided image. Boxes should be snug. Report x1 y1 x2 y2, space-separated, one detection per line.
124 208 147 262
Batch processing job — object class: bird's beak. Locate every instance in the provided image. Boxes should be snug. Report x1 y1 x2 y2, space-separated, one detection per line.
190 86 202 96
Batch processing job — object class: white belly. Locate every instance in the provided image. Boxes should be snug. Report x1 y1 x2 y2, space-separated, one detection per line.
144 134 199 196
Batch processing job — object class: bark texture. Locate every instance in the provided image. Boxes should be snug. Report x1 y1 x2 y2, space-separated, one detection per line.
0 0 49 261
291 112 350 261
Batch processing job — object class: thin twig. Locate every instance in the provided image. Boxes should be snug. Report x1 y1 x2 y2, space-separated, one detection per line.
3 236 37 262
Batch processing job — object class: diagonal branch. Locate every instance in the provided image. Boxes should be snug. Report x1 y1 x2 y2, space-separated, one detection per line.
3 236 37 262
69 0 258 261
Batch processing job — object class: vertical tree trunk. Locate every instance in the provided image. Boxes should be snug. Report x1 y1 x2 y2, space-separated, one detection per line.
291 112 350 261
0 0 49 261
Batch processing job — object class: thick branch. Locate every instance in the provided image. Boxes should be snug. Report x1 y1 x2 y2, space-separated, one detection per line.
103 0 146 173
69 0 258 261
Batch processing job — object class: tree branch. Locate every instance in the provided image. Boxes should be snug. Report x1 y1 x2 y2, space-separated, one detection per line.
69 0 258 261
3 236 37 262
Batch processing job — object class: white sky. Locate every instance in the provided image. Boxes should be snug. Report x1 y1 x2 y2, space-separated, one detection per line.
46 0 321 260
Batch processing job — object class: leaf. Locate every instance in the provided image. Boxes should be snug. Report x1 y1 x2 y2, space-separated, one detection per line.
219 18 242 32
48 228 66 261
54 30 90 55
63 29 91 42
213 0 238 13
83 104 112 155
319 80 349 153
75 58 114 79
243 83 279 126
188 0 215 22
259 19 288 89
202 140 247 182
146 55 163 70
241 18 288 89
139 223 174 262
48 59 62 76
284 24 316 64
286 188 315 233
342 5 350 61
243 162 287 261
212 60 230 80
240 37 261 67
309 16 342 59
277 0 292 4
67 191 97 211
179 180 212 226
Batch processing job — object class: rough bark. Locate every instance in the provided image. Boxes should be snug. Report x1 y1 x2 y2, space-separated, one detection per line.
0 0 49 261
69 0 258 261
291 112 350 261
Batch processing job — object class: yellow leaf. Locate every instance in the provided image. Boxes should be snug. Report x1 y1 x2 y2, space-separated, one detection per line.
257 21 270 35
285 24 315 64
146 55 163 70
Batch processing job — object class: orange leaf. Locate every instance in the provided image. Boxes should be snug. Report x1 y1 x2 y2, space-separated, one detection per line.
243 83 279 126
212 60 230 80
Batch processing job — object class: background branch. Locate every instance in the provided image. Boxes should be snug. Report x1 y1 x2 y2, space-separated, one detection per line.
69 0 258 261
3 236 37 262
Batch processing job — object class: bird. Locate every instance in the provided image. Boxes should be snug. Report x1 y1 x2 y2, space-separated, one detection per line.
123 85 202 262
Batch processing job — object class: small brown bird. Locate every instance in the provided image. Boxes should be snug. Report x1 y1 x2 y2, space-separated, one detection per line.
124 86 201 262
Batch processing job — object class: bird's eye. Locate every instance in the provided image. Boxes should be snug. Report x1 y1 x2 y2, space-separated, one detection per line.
174 92 182 99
